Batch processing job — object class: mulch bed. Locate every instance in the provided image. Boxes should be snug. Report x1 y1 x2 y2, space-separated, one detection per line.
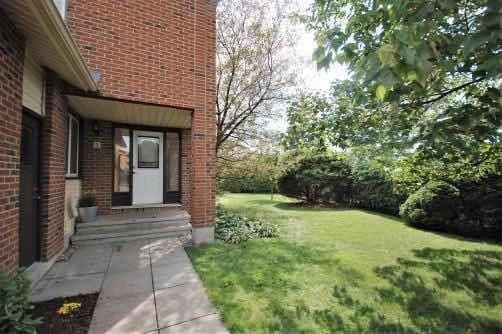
32 293 99 334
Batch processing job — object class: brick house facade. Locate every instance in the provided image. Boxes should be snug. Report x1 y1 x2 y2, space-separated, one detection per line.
0 0 216 275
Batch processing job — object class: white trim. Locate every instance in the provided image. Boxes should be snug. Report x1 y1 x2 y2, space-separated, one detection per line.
26 0 98 91
66 114 79 178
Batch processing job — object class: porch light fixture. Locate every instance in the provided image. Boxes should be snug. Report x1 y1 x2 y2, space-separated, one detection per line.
92 120 101 136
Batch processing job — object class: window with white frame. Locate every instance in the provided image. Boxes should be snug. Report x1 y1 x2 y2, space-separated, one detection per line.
66 114 79 177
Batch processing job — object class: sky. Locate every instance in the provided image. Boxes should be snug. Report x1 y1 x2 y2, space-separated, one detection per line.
265 2 349 133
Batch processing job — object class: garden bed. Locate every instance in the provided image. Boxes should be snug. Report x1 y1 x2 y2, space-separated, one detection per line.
33 293 99 334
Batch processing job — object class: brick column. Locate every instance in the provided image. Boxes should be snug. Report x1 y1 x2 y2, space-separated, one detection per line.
190 0 217 244
39 72 67 261
80 120 113 215
0 9 25 272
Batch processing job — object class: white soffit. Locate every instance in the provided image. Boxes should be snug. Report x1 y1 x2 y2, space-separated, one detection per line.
67 95 192 129
2 0 97 91
22 52 45 116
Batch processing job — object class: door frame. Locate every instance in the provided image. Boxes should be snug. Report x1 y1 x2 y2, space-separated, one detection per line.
19 109 42 266
111 123 182 206
132 130 164 205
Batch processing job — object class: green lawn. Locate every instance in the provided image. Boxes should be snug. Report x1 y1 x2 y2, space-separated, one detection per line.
187 194 502 333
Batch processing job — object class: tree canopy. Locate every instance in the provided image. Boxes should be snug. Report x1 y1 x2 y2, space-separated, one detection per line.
306 0 501 158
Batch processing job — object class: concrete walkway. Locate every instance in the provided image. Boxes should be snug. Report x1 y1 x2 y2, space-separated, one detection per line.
31 238 228 334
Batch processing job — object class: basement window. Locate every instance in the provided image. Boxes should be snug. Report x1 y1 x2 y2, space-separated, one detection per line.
66 114 79 177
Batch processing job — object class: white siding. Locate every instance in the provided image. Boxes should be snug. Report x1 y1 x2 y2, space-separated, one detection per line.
22 53 45 116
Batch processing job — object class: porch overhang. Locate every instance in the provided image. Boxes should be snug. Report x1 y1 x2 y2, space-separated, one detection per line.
2 0 98 91
67 95 192 129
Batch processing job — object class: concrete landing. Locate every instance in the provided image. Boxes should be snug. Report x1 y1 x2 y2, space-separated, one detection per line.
31 238 228 334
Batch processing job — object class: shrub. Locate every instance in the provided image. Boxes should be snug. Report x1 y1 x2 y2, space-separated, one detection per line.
278 154 352 204
78 193 96 208
349 168 404 215
215 208 279 244
400 181 461 231
0 271 41 333
400 175 502 239
455 173 502 238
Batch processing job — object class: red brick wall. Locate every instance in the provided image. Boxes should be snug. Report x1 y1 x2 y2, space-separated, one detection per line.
68 0 217 227
189 0 216 227
80 120 113 215
0 9 25 272
39 72 67 261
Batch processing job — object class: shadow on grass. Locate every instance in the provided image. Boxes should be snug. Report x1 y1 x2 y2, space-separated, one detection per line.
273 202 345 212
287 248 502 333
372 247 502 333
187 239 363 332
190 242 502 333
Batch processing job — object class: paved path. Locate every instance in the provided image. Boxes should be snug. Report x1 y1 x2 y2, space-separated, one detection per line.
31 238 228 334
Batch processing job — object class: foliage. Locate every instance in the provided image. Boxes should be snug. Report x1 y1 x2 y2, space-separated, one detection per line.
400 181 461 230
278 154 352 204
391 144 502 196
189 194 502 333
278 153 402 214
217 134 283 194
348 155 405 215
401 174 502 239
78 193 96 208
215 207 279 244
306 0 501 162
216 0 297 152
282 94 333 153
0 271 41 334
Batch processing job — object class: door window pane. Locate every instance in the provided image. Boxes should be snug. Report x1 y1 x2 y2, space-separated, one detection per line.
165 133 180 192
114 128 130 192
138 136 159 168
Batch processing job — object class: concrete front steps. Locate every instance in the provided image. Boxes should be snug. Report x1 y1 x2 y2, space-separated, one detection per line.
71 206 191 246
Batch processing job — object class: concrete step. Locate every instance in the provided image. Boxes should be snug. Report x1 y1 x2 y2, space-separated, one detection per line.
76 216 190 235
71 224 192 246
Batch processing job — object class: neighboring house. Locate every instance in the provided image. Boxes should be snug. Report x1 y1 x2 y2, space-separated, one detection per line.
0 0 216 277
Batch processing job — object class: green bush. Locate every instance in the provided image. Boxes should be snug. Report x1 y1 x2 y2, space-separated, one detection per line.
218 174 273 193
215 208 279 244
456 174 502 238
278 154 402 214
278 154 352 204
349 168 404 215
400 181 461 231
0 271 41 333
400 175 502 239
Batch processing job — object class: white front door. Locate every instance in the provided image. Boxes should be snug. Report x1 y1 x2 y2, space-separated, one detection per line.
133 130 164 204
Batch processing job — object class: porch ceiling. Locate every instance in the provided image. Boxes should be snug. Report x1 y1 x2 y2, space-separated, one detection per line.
2 0 97 91
67 95 192 129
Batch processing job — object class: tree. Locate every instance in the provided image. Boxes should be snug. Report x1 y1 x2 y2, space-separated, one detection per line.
282 93 333 153
216 0 297 153
306 0 501 158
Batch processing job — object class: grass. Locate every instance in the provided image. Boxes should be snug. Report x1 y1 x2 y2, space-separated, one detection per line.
187 193 502 333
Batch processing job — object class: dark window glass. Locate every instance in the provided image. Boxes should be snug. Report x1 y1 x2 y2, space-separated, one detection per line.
138 136 159 168
165 133 180 192
114 128 131 192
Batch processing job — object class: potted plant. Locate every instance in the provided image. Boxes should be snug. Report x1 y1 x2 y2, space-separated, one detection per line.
78 193 97 223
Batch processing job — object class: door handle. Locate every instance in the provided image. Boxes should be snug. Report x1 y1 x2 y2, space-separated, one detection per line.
33 192 41 200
